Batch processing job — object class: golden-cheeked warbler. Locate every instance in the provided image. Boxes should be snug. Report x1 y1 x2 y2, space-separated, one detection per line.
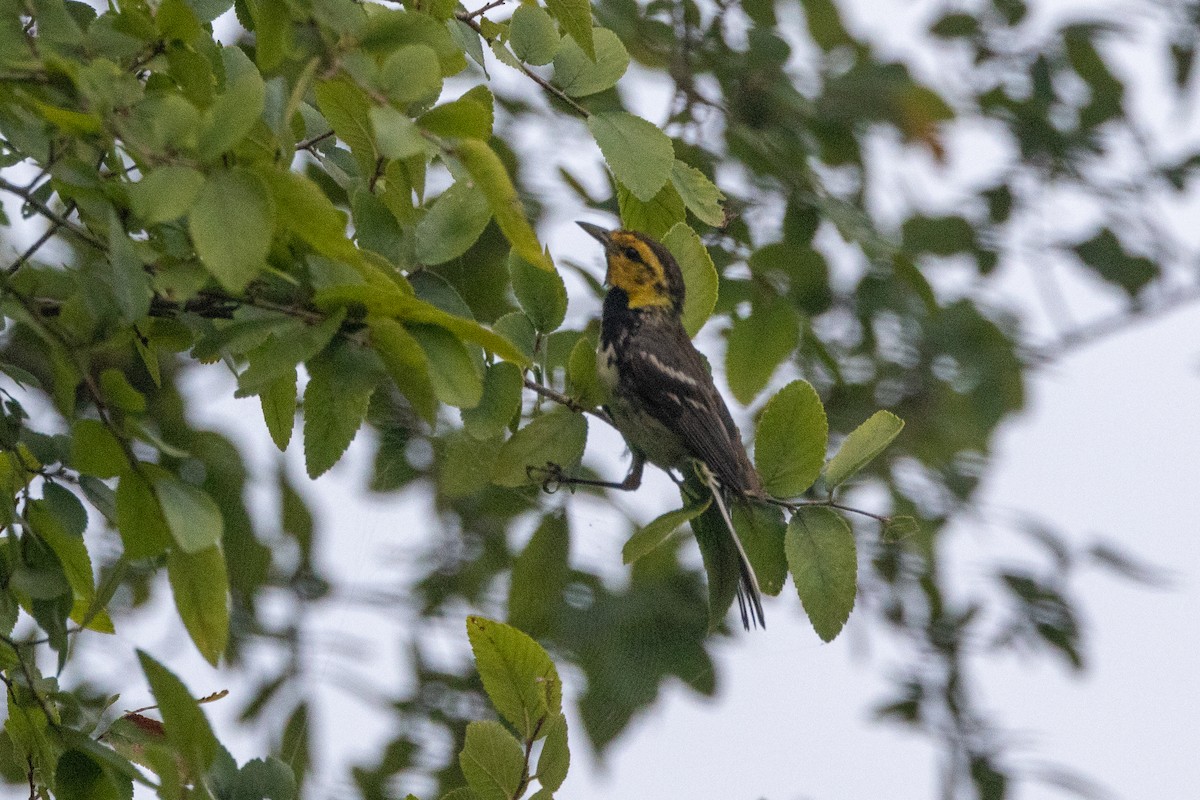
576 222 765 630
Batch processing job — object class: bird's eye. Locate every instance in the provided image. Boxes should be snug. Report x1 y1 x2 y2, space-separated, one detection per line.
622 246 640 262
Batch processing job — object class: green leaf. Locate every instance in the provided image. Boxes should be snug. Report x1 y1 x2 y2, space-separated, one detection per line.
588 112 674 203
491 410 587 487
567 335 605 408
115 471 172 559
508 513 569 638
510 4 560 65
369 318 438 423
552 28 628 97
257 168 359 265
416 181 493 265
303 347 381 478
466 615 561 739
785 507 856 641
378 44 443 104
27 497 108 632
622 499 710 564
661 223 717 337
260 367 297 451
509 251 567 332
455 139 554 272
754 380 827 497
370 106 424 160
99 368 146 413
731 501 787 596
198 46 265 160
459 720 525 800
725 294 799 405
669 160 725 227
1072 227 1158 297
823 410 904 488
462 361 523 440
105 214 152 323
153 476 224 554
883 515 920 542
128 166 205 224
409 324 483 409
235 313 345 398
136 651 220 772
313 78 377 176
190 167 274 292
617 180 685 240
537 714 569 792
55 749 125 800
314 286 530 366
687 485 741 630
167 545 229 666
70 419 127 479
418 96 493 140
545 0 594 59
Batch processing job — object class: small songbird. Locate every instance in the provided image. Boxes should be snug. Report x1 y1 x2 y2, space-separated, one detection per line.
576 221 765 629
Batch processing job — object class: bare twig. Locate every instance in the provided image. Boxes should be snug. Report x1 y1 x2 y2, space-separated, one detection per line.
453 14 591 118
521 376 614 426
0 176 105 251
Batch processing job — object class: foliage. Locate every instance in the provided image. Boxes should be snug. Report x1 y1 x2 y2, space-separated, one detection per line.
0 0 1191 797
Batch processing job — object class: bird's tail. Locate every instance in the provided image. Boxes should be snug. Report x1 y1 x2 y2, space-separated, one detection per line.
701 467 765 630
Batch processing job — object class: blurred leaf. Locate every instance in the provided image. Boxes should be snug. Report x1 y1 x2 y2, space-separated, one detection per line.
786 507 856 641
370 106 424 160
508 512 570 638
725 294 800 404
153 475 224 554
314 77 377 176
824 411 904 489
55 749 126 800
167 545 229 666
1072 228 1157 297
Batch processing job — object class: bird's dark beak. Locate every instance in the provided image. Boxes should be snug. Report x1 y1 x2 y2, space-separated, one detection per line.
576 221 611 246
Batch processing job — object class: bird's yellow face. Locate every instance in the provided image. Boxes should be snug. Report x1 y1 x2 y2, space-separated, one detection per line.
579 224 685 312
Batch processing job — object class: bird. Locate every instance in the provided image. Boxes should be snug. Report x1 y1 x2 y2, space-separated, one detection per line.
574 221 765 629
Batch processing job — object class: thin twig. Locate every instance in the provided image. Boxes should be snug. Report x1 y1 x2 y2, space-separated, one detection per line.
295 129 335 153
453 15 591 118
521 377 613 426
0 176 105 251
461 0 509 20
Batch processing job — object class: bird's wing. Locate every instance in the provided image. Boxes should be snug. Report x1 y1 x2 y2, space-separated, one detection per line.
620 325 759 493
